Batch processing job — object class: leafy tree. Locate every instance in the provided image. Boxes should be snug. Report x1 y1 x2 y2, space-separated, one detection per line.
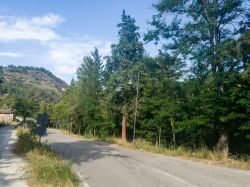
145 0 248 156
14 96 36 121
239 12 250 67
47 4 250 157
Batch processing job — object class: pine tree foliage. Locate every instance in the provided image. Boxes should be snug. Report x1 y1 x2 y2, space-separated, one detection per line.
144 0 249 156
47 7 249 156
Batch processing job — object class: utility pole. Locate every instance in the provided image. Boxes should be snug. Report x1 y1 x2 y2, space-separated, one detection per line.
68 117 72 135
133 72 139 142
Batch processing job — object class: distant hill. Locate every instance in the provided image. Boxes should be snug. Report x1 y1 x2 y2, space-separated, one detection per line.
1 65 68 102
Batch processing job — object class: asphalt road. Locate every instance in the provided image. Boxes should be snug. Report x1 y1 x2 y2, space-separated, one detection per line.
0 125 28 187
0 125 13 159
42 128 250 187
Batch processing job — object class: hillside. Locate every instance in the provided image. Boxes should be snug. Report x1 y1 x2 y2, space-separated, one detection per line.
0 65 68 102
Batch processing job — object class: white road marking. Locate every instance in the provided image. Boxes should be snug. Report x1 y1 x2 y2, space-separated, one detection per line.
76 170 90 187
153 168 198 187
82 179 91 187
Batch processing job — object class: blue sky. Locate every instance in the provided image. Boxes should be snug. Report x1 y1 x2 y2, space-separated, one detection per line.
0 0 158 83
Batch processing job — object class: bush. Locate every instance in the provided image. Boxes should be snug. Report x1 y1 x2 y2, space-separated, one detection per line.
14 127 80 187
27 148 79 187
14 128 38 154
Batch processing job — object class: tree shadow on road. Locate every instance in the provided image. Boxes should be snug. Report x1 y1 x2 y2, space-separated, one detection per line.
45 139 130 165
0 155 27 186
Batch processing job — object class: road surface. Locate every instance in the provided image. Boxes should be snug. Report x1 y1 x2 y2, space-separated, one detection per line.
42 128 250 187
0 125 28 187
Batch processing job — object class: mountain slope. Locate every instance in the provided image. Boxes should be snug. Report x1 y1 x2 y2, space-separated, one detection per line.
1 65 67 102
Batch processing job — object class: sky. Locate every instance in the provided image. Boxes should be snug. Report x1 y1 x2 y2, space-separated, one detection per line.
0 0 158 83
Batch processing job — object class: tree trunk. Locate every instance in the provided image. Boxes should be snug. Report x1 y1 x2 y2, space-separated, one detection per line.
158 127 161 146
216 77 229 157
170 117 176 147
217 125 229 157
78 124 81 135
121 104 127 141
23 116 26 127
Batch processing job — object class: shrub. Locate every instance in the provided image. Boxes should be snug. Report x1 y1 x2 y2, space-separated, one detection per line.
14 127 80 187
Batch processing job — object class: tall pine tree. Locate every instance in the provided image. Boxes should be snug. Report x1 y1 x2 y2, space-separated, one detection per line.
145 0 248 156
106 10 144 141
77 48 103 135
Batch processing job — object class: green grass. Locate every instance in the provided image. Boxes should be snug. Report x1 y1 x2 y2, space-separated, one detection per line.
14 128 80 187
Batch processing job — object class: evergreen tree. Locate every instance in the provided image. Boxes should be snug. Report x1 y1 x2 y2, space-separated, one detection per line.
107 10 144 141
140 53 184 146
0 66 4 94
145 0 248 156
0 66 3 84
77 48 103 135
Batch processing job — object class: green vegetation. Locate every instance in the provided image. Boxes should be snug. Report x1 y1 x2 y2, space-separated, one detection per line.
0 66 3 84
60 130 250 170
0 0 247 171
144 0 250 157
0 65 67 102
0 66 4 94
14 128 80 187
0 65 67 121
116 139 250 170
49 1 249 163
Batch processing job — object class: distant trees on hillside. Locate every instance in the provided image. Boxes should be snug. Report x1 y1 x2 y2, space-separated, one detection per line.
0 65 67 121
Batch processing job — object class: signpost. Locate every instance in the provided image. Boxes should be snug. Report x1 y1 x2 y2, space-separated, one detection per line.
34 114 49 143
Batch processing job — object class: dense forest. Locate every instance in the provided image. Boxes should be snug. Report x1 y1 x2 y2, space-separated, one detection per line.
49 0 249 156
2 0 249 157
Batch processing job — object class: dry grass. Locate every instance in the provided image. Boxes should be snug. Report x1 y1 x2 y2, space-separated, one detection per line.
57 128 250 170
14 127 80 187
116 138 250 170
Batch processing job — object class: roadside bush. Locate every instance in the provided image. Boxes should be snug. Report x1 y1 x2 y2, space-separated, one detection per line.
14 128 38 154
14 127 80 187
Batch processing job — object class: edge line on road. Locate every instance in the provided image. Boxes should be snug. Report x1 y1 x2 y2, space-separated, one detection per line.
153 168 197 187
76 170 90 187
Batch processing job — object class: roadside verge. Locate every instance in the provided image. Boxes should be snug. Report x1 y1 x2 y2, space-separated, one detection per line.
13 127 81 187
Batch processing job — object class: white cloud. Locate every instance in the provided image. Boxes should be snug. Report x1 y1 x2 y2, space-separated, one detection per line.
0 51 23 58
46 37 111 75
0 13 62 42
0 13 112 82
31 13 64 27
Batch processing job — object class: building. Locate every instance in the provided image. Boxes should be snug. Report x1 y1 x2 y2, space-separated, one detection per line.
0 109 16 124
